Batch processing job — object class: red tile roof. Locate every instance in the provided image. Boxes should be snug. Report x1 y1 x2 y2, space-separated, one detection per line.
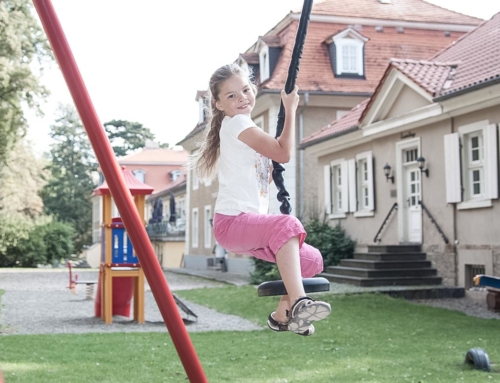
307 0 482 25
302 12 500 147
390 59 459 96
259 21 474 94
431 12 500 98
301 99 369 147
257 0 481 94
119 147 188 164
93 166 154 196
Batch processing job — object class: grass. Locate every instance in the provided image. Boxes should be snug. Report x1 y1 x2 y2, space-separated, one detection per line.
1 286 500 382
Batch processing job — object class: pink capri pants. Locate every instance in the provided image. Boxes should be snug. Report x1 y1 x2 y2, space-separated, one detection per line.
213 213 324 278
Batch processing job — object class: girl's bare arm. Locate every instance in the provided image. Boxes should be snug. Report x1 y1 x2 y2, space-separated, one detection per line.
238 86 300 163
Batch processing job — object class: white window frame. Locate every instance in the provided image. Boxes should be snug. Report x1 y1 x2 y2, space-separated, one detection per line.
191 208 199 248
192 167 199 190
254 115 265 131
259 45 270 83
171 169 182 181
324 159 348 219
353 151 375 217
453 122 498 210
177 198 185 221
332 31 366 77
198 98 205 124
204 205 212 249
133 169 145 183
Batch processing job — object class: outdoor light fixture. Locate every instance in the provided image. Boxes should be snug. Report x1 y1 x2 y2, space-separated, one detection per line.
383 163 394 183
417 156 429 177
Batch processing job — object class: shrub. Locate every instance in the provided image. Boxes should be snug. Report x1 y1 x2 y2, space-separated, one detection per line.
249 258 280 285
304 218 355 267
0 219 74 267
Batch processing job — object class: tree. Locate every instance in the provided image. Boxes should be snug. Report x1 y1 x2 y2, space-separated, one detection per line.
0 139 48 218
0 218 74 267
103 119 159 157
41 104 96 252
103 119 170 156
0 0 52 164
0 138 48 257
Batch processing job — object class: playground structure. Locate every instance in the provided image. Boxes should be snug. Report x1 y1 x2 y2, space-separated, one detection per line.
92 166 153 324
33 0 312 381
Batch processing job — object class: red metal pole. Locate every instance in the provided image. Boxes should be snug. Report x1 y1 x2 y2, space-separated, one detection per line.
32 2 208 381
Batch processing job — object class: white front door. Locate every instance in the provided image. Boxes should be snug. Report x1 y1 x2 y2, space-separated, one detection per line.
404 166 422 243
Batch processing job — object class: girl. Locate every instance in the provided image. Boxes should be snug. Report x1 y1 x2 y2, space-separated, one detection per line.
195 63 331 336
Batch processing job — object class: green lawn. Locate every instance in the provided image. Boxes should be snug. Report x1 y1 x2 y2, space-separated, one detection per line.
1 286 499 382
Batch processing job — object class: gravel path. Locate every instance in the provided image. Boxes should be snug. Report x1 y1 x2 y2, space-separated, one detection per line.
1 269 498 336
0 269 262 335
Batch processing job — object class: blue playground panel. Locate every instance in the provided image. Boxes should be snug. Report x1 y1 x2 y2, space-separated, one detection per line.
101 224 140 264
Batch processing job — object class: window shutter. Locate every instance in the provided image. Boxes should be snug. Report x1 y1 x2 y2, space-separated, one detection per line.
444 133 462 203
341 161 349 213
484 124 498 199
366 152 375 211
324 165 332 214
348 159 357 212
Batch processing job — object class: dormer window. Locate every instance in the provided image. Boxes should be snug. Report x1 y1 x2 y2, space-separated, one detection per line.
133 169 145 183
259 45 270 82
255 35 282 84
196 91 208 124
170 169 182 181
326 28 369 79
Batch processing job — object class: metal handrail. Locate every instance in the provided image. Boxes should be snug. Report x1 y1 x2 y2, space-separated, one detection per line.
418 200 449 244
373 202 398 243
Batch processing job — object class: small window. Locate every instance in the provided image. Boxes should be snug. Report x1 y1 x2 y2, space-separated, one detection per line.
465 264 485 290
259 45 270 82
204 205 212 249
466 133 484 199
324 159 348 217
133 170 145 183
404 149 418 163
327 28 368 79
192 167 199 190
171 169 182 181
332 164 343 212
444 122 498 209
191 208 199 248
354 151 374 214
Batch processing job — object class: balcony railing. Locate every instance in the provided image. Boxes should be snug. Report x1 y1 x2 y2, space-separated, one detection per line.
146 221 186 240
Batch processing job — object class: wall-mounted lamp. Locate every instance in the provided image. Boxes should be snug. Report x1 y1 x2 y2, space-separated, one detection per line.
383 163 394 183
417 156 429 177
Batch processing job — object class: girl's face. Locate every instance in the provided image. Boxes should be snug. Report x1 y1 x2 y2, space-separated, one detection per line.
215 74 255 117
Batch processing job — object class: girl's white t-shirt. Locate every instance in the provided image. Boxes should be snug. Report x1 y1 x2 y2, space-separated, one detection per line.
214 114 270 215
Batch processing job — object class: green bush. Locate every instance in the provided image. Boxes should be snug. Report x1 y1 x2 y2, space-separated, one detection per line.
249 258 280 285
249 218 355 284
0 220 74 267
304 218 355 267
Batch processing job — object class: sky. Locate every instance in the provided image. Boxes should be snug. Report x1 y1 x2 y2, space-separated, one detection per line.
25 0 499 155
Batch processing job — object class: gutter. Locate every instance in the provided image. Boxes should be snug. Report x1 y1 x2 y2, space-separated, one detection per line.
434 76 500 101
298 92 309 220
298 125 359 150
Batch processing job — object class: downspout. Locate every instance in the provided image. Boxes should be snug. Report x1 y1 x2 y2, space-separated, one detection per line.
298 92 309 220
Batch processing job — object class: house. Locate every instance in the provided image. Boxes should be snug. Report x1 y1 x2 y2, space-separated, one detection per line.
146 173 187 269
178 0 482 276
85 142 188 268
301 11 500 290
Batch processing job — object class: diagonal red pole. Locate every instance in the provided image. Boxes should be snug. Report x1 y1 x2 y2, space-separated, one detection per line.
32 1 208 381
